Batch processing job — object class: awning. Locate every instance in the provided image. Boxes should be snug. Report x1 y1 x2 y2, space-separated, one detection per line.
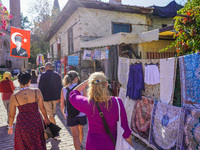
80 28 174 48
80 32 138 48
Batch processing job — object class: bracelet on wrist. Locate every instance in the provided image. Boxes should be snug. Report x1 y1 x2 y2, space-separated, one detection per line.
8 126 13 129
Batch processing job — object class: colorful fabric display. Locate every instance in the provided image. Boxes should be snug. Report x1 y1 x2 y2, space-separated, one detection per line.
177 109 200 150
91 52 95 60
83 50 91 60
126 63 144 100
149 101 181 150
118 57 130 88
100 50 106 60
105 49 109 59
131 97 154 142
94 49 101 60
160 58 176 104
179 53 200 109
144 65 160 85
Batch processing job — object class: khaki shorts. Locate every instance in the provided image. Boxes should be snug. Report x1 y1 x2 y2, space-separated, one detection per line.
44 100 57 116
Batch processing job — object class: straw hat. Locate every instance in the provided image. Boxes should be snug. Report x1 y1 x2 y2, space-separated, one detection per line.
3 71 11 80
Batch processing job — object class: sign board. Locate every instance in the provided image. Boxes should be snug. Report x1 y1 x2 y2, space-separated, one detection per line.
68 56 79 65
54 61 61 74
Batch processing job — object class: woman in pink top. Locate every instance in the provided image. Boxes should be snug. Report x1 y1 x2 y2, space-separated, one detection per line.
69 72 133 150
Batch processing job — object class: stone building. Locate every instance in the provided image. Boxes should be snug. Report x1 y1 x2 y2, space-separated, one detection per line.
0 0 28 71
46 0 177 61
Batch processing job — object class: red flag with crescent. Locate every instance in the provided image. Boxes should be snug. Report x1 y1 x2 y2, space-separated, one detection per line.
10 27 31 58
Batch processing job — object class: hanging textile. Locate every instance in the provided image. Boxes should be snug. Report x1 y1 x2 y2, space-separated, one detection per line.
124 97 136 125
173 59 181 107
142 59 160 100
118 57 130 88
118 87 127 104
131 97 154 142
177 109 200 150
94 49 101 60
129 59 160 100
144 65 160 85
126 63 144 100
83 50 91 60
160 58 176 104
107 46 118 81
149 101 181 150
179 53 200 109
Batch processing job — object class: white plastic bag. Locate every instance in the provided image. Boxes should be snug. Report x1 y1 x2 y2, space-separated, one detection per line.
115 97 135 150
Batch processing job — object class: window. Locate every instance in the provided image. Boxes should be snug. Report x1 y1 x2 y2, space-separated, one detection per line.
162 24 167 28
68 27 74 55
112 23 132 34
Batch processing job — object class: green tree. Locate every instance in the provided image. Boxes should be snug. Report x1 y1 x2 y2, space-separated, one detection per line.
21 13 30 29
28 0 53 64
161 0 200 56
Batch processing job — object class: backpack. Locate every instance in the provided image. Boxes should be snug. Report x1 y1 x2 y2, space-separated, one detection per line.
66 85 80 118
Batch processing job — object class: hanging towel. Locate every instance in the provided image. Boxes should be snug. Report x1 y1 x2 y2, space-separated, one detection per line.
126 64 145 100
83 50 91 60
118 87 127 104
144 65 160 85
160 58 175 104
118 57 130 88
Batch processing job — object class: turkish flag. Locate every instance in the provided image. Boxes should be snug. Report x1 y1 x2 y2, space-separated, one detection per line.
10 27 31 58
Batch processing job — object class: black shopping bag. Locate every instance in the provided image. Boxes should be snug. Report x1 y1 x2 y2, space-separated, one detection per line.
47 122 61 138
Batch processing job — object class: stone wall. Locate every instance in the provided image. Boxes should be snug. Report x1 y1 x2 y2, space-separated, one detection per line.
50 8 148 58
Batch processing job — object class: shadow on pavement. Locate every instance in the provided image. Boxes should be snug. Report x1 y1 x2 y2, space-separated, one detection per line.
46 139 61 150
56 103 73 135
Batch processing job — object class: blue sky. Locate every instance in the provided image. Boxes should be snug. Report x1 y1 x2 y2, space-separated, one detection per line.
2 0 186 17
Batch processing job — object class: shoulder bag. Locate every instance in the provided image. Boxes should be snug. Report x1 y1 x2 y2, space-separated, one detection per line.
35 90 53 140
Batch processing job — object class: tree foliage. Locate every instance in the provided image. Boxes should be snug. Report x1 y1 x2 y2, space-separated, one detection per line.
21 13 30 29
28 0 53 64
161 0 200 56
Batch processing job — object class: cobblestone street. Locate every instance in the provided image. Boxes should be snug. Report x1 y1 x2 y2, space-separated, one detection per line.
0 80 151 150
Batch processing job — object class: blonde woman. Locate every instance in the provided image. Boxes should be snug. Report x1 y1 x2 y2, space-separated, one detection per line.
69 72 133 150
60 70 87 150
0 71 15 125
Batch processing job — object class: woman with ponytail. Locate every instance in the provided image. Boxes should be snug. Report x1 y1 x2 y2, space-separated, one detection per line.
60 70 87 150
69 72 133 150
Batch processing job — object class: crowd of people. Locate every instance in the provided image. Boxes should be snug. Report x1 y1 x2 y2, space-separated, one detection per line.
0 62 133 150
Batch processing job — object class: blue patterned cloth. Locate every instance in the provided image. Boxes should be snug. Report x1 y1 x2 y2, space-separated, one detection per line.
177 108 200 150
179 53 200 109
149 101 182 150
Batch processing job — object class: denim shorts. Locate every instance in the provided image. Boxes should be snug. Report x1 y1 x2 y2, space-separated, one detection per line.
67 115 87 127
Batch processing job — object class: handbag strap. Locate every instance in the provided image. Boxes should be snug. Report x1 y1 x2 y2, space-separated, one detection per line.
95 102 116 145
115 97 121 123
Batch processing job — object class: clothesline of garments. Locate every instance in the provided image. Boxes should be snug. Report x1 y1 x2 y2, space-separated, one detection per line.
118 56 177 106
118 52 200 150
